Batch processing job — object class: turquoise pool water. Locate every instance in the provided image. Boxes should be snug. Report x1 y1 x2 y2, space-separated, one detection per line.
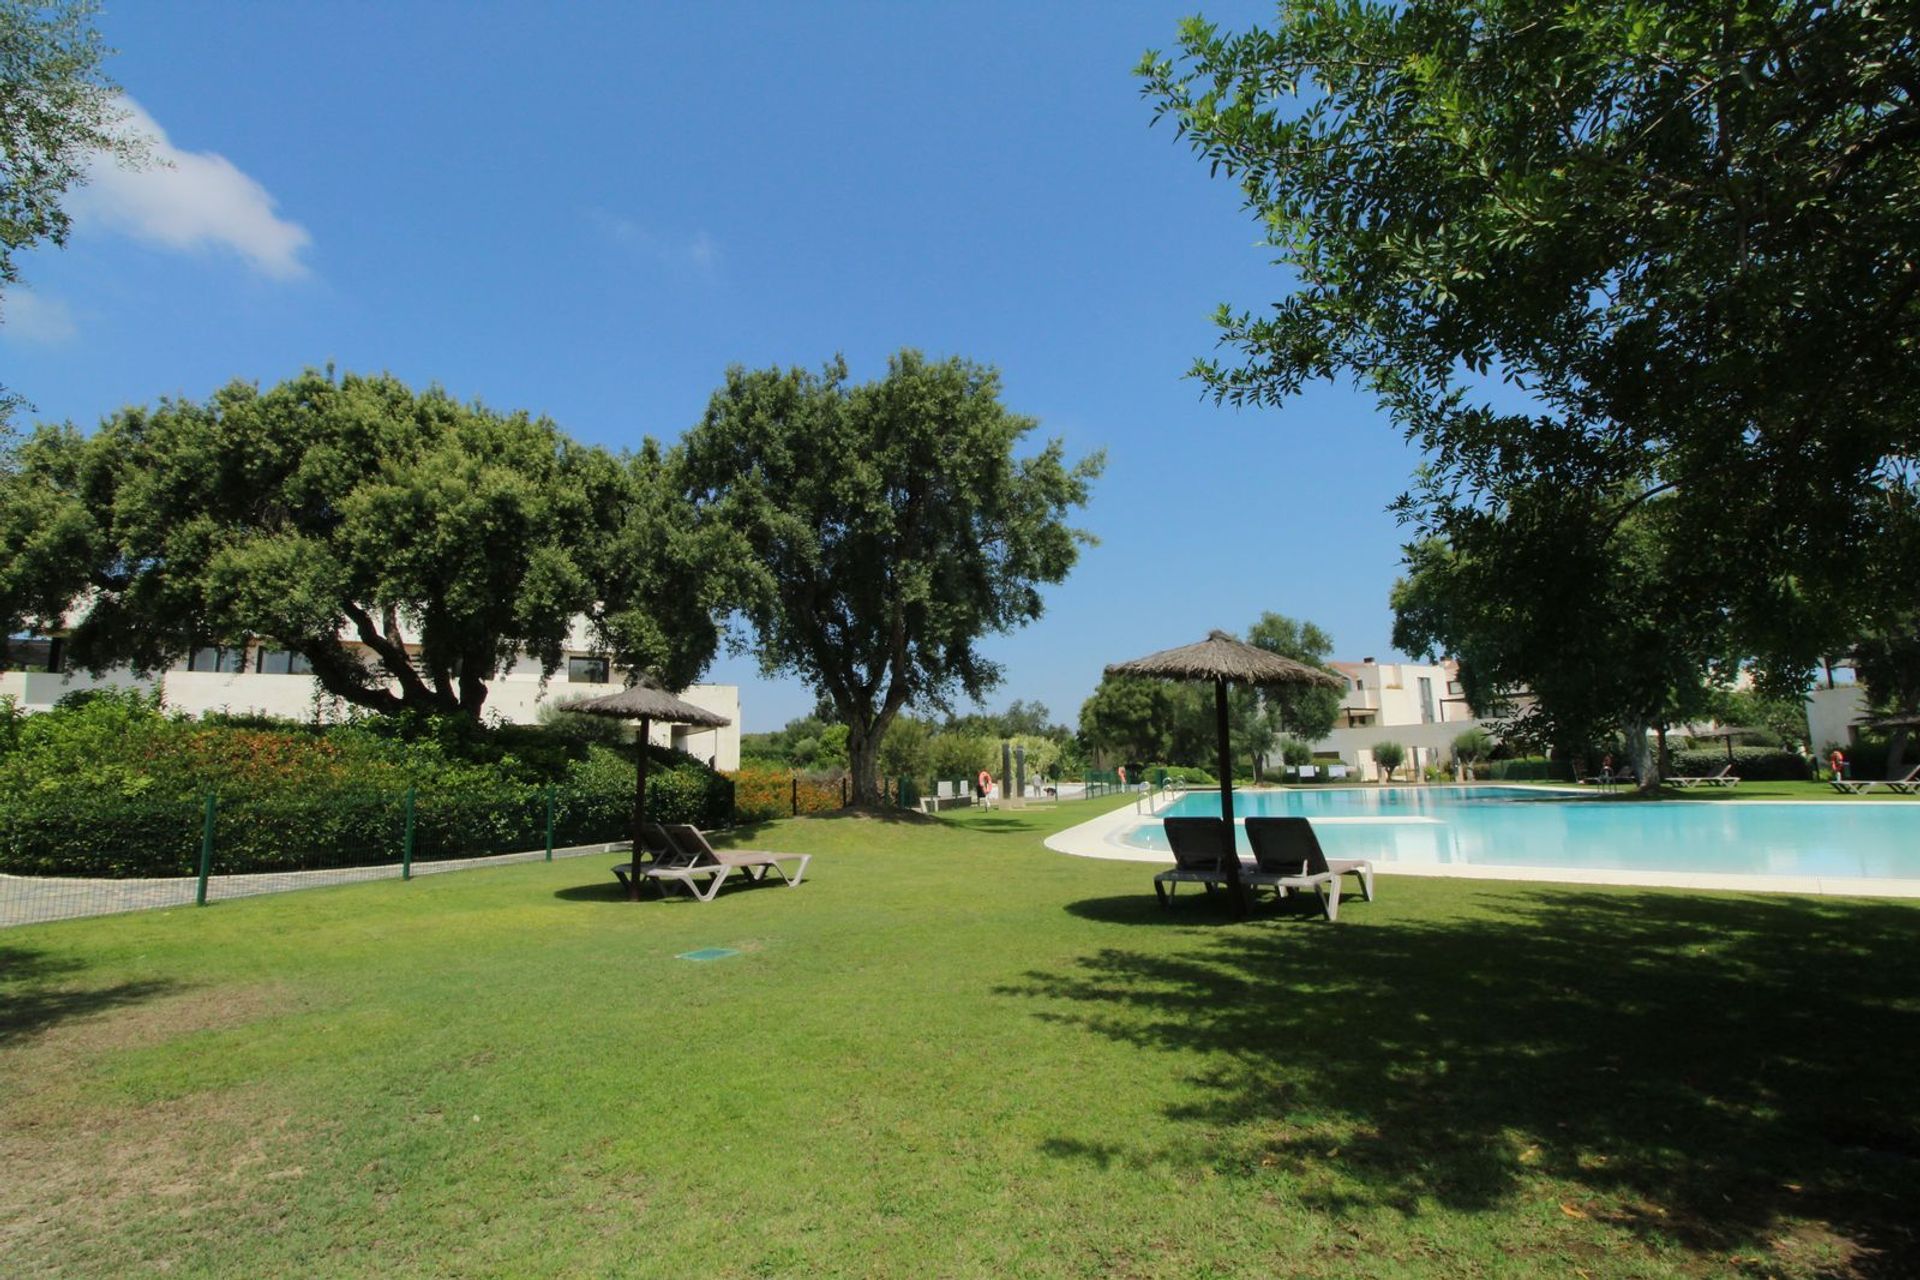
1124 786 1920 881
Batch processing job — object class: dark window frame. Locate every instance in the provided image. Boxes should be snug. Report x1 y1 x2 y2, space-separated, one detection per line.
567 656 611 684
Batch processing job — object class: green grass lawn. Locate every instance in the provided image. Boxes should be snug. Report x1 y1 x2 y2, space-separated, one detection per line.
4 799 1917 1278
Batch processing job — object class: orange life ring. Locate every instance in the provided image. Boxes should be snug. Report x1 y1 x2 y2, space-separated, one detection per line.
978 769 993 793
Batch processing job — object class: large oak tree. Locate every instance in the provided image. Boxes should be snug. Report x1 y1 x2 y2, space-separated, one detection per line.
679 350 1102 805
1141 0 1920 701
1 0 146 423
0 369 719 717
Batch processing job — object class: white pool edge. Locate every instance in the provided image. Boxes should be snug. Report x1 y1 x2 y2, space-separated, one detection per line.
1044 792 1920 899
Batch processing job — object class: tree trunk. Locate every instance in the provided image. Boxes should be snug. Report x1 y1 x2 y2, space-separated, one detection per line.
846 718 881 805
1625 720 1656 792
1889 726 1911 780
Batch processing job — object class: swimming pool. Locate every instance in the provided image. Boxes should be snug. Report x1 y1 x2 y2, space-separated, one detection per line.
1107 786 1920 883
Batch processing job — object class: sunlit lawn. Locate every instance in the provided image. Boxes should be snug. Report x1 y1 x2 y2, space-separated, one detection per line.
3 798 1917 1278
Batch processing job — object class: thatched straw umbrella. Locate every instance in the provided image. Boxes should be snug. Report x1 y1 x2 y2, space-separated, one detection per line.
564 678 731 899
1857 712 1920 731
1106 630 1345 915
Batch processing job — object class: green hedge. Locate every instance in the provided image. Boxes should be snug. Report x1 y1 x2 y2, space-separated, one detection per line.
1665 747 1811 782
0 698 735 879
0 760 732 879
1487 756 1574 782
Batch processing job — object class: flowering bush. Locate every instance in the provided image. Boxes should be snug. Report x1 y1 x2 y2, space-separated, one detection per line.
0 693 731 877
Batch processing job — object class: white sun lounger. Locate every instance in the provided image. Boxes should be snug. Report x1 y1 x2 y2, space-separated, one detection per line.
1831 765 1920 795
1244 816 1374 913
1157 817 1342 920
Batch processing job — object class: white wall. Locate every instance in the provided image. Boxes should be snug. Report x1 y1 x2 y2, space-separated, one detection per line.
162 670 330 720
489 679 740 771
0 667 158 710
1330 659 1474 729
1313 717 1503 779
7 665 742 772
1805 684 1866 751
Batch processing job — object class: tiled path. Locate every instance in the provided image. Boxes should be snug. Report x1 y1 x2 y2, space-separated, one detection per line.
1 842 626 928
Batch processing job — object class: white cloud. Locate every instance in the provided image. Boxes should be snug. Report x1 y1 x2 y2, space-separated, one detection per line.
74 97 313 280
1 288 78 344
589 209 720 274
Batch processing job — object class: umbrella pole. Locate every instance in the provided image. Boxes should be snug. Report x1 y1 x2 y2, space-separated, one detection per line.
1215 677 1247 917
631 714 651 902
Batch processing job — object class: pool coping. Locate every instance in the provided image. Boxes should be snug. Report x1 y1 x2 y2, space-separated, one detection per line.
1043 789 1920 899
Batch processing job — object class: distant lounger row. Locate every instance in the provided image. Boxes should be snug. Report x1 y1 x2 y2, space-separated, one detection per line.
1582 764 1741 788
1831 765 1920 796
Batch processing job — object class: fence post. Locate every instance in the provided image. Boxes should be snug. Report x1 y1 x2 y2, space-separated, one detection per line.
791 775 799 817
402 785 416 881
195 792 216 907
544 786 556 861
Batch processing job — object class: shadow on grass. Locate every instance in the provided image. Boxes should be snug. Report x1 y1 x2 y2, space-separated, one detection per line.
551 881 632 904
0 945 179 1047
1064 891 1331 928
1004 890 1920 1273
550 877 790 905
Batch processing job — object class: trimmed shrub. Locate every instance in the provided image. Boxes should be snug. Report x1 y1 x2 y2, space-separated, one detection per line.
1665 746 1812 782
1487 756 1574 782
0 697 731 877
1371 741 1407 779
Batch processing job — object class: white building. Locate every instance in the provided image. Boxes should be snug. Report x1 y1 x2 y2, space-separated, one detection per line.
1804 678 1867 753
1 618 740 770
1310 657 1499 779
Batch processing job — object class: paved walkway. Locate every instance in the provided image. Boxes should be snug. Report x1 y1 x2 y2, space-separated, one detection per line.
1 842 626 929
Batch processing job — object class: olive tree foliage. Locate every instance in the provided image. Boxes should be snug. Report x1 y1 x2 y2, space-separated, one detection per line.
1078 675 1209 768
1392 500 1733 781
679 350 1102 805
0 370 720 716
1371 740 1407 782
1847 483 1920 774
1 0 146 423
1140 1 1920 689
875 714 934 782
1233 611 1344 778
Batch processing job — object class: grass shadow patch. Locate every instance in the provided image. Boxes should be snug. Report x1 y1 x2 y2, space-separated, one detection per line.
550 881 633 904
0 945 181 1047
1006 888 1920 1274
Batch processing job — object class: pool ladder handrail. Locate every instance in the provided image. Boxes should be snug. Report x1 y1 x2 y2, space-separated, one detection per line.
1135 780 1187 815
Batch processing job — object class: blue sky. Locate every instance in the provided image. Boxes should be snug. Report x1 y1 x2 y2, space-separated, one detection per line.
3 0 1433 732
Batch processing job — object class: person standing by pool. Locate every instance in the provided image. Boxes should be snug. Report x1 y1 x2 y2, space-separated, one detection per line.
1829 747 1847 782
978 768 996 809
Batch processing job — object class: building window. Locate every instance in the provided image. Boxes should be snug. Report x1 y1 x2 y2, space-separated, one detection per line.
1447 679 1463 696
1417 676 1436 724
568 656 611 684
256 649 313 675
4 637 61 671
185 646 245 673
1355 678 1365 692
